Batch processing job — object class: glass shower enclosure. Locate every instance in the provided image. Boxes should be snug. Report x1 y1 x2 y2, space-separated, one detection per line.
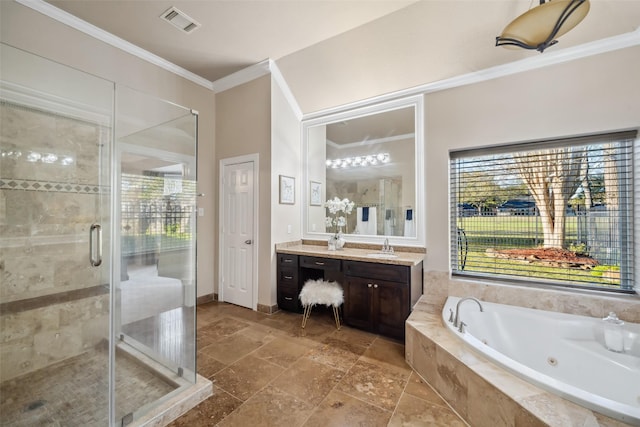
0 43 198 426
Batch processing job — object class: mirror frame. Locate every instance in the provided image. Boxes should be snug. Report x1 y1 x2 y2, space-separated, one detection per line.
302 95 425 247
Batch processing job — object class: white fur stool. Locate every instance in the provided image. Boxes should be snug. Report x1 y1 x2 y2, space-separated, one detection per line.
299 279 344 330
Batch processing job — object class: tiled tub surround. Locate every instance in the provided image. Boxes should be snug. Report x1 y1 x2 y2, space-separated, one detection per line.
0 102 112 380
442 296 639 424
422 271 640 324
407 272 640 427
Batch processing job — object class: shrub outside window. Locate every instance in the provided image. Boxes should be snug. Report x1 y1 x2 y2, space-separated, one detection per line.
450 131 637 293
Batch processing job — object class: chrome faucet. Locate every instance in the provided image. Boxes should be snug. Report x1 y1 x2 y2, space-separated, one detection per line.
453 297 484 328
381 238 394 253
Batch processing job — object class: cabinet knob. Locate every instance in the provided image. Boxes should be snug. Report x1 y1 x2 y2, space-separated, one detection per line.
367 283 372 288
374 284 378 288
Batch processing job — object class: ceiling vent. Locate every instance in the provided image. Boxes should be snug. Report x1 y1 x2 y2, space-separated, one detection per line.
160 6 201 34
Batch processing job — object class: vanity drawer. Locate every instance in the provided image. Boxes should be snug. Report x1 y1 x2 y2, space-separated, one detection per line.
278 267 298 285
278 253 299 267
300 256 341 271
343 260 408 283
277 285 300 312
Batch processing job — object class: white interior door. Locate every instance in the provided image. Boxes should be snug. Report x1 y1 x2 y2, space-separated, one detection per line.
221 160 255 308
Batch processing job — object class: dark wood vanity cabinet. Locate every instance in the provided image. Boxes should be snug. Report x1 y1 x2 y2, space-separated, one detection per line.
276 251 422 340
277 253 301 312
343 261 413 340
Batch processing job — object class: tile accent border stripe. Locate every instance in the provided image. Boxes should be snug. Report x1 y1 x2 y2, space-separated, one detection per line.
1 284 109 315
0 178 106 195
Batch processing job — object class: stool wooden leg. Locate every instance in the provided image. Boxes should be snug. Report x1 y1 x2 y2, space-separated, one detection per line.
301 305 312 329
333 306 341 330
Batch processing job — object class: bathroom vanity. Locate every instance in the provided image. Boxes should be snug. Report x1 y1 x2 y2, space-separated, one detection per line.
276 244 424 340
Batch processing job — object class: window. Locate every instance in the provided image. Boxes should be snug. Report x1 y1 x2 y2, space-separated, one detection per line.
450 131 637 293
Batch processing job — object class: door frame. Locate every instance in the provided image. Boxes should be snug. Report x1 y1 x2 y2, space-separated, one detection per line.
218 153 259 310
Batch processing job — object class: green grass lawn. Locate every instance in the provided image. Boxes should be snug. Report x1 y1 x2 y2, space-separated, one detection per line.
455 215 621 289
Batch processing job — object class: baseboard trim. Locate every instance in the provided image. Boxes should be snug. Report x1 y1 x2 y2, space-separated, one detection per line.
257 303 279 314
196 293 217 305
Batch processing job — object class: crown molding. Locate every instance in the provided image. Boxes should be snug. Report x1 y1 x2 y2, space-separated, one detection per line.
15 0 215 91
211 59 271 93
12 0 640 113
269 59 303 121
303 28 640 121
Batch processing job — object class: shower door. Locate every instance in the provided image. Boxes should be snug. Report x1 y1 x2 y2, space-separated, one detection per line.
0 43 113 425
114 86 198 423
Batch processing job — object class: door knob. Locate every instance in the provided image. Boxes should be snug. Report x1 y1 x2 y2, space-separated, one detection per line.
244 239 252 244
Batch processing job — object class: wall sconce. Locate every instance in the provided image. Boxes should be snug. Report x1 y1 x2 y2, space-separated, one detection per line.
326 153 390 169
496 0 590 53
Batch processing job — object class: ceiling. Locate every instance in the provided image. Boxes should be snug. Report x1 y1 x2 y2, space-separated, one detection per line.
47 0 418 82
46 0 640 88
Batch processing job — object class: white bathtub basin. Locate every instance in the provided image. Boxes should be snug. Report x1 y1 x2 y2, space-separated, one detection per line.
443 296 640 425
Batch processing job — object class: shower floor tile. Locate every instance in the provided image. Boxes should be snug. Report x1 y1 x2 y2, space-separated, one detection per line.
0 348 176 427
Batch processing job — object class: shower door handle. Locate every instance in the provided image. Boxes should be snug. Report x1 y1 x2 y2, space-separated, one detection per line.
90 223 103 267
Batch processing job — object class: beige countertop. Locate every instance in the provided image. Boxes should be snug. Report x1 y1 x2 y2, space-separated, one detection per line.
276 243 424 267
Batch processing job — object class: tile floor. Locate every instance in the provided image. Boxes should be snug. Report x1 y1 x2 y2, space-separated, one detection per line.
169 301 467 427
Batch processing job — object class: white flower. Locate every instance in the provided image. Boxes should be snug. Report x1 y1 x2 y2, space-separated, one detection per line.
325 197 353 233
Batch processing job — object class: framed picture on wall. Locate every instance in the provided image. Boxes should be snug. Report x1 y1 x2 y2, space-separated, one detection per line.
310 181 322 206
279 175 295 204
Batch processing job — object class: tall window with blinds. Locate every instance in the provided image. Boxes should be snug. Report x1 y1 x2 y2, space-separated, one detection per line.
450 132 636 293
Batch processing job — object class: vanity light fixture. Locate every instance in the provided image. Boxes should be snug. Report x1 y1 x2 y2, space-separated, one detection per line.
326 153 390 169
496 0 590 53
12 150 74 166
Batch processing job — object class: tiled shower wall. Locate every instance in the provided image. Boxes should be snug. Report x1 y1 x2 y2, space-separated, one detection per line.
0 102 111 382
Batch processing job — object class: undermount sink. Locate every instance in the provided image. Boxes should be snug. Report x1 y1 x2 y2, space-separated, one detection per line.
366 253 398 259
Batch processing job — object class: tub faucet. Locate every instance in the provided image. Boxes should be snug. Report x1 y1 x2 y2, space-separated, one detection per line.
453 297 484 328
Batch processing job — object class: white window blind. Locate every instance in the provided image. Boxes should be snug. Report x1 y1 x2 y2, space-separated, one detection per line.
450 131 636 293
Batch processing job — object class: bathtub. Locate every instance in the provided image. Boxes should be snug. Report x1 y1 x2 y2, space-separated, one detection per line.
442 296 640 425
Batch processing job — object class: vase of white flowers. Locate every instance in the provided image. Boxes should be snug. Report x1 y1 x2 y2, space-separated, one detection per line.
325 197 354 251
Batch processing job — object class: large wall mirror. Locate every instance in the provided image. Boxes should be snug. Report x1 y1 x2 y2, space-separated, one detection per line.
302 95 424 247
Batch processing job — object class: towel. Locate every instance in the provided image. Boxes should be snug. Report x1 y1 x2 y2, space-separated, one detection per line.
385 209 392 220
356 207 377 235
404 208 415 237
362 206 369 222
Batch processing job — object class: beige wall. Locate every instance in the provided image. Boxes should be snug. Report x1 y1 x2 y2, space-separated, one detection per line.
0 1 217 298
424 46 640 272
270 78 302 306
215 75 272 306
420 45 640 313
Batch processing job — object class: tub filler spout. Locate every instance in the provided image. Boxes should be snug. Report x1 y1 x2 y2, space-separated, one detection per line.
453 297 484 328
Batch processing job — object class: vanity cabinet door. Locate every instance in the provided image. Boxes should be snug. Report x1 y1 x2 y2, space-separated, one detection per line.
373 279 409 339
343 276 374 331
